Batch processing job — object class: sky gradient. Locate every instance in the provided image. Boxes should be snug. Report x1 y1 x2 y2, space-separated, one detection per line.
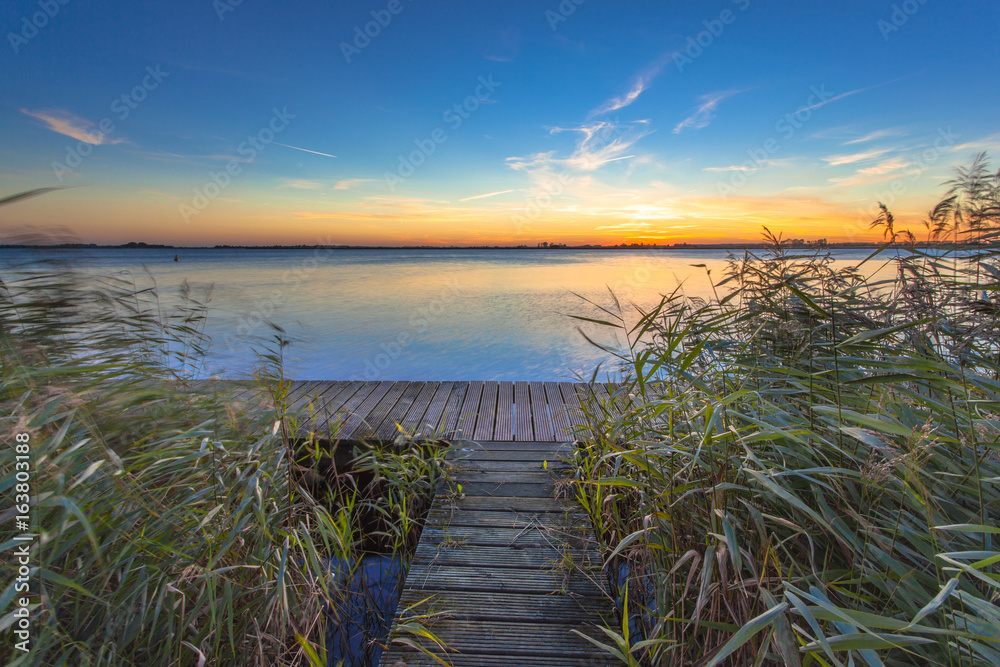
2 0 999 246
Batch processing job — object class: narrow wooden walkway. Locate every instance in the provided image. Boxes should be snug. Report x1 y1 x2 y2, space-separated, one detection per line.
222 380 626 442
380 439 613 666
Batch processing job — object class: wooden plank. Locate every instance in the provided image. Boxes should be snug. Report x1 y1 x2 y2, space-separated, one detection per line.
452 459 570 473
545 381 573 440
456 469 556 482
493 380 514 441
372 381 425 440
386 619 607 661
425 509 587 531
397 381 440 436
338 380 396 439
457 482 558 498
285 380 325 413
454 440 566 452
315 380 363 415
529 381 555 442
513 381 533 440
303 381 362 436
417 381 454 438
412 543 595 570
560 382 587 431
437 381 469 436
324 381 379 437
452 449 564 463
446 495 570 513
404 564 602 596
395 589 609 625
454 381 483 439
385 652 609 667
472 381 499 442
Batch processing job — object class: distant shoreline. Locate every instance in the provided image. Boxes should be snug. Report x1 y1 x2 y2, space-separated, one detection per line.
1 241 982 251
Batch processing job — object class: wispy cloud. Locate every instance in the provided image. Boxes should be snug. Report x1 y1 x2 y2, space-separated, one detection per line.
458 189 520 202
844 127 907 145
273 142 337 159
673 90 742 135
822 148 890 166
590 54 670 116
857 159 910 176
280 179 324 189
22 109 125 145
335 178 377 190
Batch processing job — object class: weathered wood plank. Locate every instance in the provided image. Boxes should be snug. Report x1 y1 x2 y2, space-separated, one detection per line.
404 563 602 596
325 381 380 437
397 381 440 435
530 381 555 441
285 380 325 413
560 382 588 431
339 380 399 439
451 449 565 463
420 525 595 549
417 381 455 438
424 509 587 530
373 381 425 440
455 439 567 450
395 589 609 624
454 381 483 439
437 381 469 436
412 543 595 570
457 482 559 498
385 652 611 667
455 470 558 483
546 381 573 440
472 381 499 442
452 459 570 473
445 495 570 513
307 381 364 435
513 381 533 440
494 380 514 441
385 618 612 663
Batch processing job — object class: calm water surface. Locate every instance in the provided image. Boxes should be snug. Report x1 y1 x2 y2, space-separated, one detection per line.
3 248 888 380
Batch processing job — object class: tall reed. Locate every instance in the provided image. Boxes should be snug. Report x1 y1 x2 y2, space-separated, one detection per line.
0 259 450 666
572 153 1000 666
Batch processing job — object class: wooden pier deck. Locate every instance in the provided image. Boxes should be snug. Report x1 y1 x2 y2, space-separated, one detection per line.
380 438 613 666
224 380 626 443
214 379 623 664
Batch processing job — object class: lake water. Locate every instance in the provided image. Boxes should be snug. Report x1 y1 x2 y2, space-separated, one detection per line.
2 247 890 381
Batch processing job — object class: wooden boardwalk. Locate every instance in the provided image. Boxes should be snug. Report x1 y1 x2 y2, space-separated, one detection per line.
380 439 613 666
210 379 623 664
223 380 625 443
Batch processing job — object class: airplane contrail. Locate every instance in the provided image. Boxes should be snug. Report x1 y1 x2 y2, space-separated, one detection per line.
273 142 337 158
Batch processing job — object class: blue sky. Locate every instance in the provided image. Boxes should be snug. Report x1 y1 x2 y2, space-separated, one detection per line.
1 0 998 245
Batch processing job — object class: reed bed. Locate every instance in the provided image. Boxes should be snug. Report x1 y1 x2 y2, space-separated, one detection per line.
0 261 451 666
571 154 1000 666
